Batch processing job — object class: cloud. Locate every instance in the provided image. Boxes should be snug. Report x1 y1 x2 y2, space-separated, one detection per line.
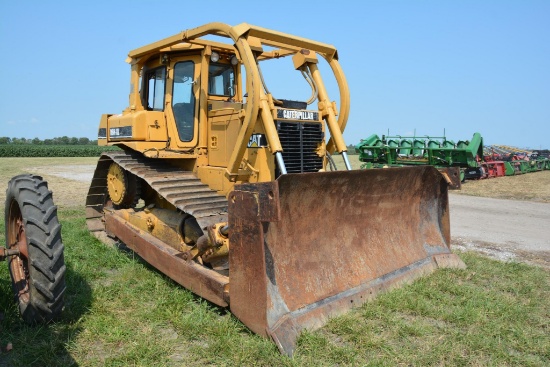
30 117 39 123
6 121 16 125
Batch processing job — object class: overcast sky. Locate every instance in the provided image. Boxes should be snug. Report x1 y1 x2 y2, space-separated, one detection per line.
1 0 548 149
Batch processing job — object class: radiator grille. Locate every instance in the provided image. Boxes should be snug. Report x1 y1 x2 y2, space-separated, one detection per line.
276 121 323 175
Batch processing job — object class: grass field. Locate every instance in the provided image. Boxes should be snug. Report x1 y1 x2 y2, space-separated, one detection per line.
455 170 550 202
0 157 549 366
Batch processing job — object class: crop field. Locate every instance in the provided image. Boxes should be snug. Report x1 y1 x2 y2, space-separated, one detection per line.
0 145 120 158
0 157 549 366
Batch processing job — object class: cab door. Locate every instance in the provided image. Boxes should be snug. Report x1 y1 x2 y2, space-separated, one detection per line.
166 56 202 148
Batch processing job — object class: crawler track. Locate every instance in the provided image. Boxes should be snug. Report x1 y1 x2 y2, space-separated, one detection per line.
85 150 228 237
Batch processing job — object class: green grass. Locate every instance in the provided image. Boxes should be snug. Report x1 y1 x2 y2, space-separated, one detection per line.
1 207 548 366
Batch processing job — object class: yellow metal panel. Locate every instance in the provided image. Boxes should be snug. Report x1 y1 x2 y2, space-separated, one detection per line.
98 114 109 146
292 50 318 69
196 166 233 193
108 112 146 141
129 31 187 59
244 147 275 183
107 111 168 143
232 23 338 60
146 112 168 141
208 108 242 167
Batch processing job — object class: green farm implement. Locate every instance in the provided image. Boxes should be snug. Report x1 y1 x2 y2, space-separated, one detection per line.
356 133 484 183
356 133 549 181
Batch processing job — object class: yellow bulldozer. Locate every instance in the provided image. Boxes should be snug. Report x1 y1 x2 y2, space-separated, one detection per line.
85 22 465 355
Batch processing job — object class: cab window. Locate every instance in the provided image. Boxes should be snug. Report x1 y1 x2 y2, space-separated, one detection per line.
172 62 196 142
208 63 235 97
145 67 166 111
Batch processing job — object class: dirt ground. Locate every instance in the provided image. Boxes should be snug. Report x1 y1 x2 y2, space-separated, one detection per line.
27 164 95 207
454 170 550 203
2 159 549 269
450 193 550 269
450 170 550 268
0 160 96 209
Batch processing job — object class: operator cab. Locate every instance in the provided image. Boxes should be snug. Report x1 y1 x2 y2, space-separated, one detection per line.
138 47 241 148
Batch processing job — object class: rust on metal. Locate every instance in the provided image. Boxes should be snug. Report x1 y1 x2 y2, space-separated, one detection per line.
104 209 230 306
6 201 30 304
228 182 279 337
436 167 461 190
0 247 21 261
229 166 464 356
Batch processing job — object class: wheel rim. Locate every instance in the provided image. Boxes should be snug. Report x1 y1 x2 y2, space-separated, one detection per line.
7 200 30 305
107 163 127 205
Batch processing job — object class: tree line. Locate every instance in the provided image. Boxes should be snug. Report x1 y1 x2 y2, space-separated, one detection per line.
0 136 97 145
332 144 358 155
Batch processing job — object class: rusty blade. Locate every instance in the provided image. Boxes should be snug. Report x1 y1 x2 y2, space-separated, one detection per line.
104 209 230 307
436 166 461 190
228 166 464 355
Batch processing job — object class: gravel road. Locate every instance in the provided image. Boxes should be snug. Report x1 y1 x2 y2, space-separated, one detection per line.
449 194 550 267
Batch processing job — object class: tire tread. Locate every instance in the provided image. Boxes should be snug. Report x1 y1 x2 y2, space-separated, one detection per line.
5 174 66 323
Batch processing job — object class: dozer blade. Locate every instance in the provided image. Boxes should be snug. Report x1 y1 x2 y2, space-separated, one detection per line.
228 166 465 356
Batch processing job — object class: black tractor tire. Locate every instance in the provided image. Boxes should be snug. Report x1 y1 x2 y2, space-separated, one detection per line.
4 174 66 323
